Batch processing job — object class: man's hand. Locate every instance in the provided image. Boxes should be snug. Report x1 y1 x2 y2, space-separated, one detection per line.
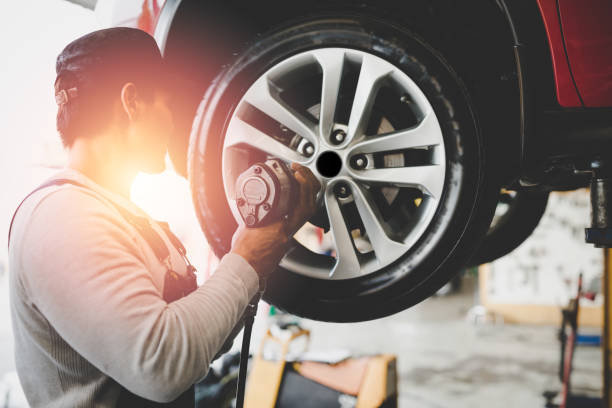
231 163 320 278
231 221 288 279
286 163 321 235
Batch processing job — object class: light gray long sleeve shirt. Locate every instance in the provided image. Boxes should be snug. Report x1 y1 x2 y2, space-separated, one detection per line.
8 168 259 407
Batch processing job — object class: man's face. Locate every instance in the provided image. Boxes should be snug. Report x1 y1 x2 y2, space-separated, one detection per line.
125 89 174 174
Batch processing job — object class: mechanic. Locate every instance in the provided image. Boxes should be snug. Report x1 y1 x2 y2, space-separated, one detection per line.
8 27 319 407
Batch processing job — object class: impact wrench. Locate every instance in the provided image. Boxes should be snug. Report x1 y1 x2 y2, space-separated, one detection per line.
233 159 296 408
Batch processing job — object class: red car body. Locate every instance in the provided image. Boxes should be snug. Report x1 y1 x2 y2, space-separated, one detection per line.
537 0 612 107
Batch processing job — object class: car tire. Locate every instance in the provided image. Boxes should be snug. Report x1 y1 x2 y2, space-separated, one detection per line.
188 16 500 322
469 190 550 266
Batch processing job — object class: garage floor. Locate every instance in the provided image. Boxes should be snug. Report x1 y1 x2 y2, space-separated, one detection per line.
298 275 602 408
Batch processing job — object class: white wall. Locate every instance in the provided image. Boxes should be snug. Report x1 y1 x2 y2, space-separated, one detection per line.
486 190 602 307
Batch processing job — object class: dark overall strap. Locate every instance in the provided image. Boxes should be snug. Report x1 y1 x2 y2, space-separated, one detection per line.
9 179 196 408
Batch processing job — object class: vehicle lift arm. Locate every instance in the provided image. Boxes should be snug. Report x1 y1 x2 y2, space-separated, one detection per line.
583 161 612 407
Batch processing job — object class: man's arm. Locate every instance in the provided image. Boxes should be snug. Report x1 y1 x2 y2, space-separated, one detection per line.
19 188 259 403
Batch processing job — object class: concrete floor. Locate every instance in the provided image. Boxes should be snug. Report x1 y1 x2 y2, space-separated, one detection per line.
0 274 602 407
295 276 602 408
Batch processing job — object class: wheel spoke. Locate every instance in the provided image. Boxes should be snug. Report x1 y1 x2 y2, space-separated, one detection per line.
348 111 441 155
346 180 409 265
243 78 318 143
346 54 393 144
351 164 444 199
324 187 361 279
225 118 307 164
313 49 345 140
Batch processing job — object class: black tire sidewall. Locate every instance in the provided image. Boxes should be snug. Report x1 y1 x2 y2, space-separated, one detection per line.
189 17 497 322
470 190 550 266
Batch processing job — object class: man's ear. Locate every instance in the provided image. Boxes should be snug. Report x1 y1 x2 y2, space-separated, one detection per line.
120 82 139 121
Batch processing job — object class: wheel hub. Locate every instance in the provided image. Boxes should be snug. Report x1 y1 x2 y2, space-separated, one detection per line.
316 151 343 178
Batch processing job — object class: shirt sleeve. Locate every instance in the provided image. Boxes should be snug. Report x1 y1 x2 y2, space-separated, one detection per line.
19 188 259 403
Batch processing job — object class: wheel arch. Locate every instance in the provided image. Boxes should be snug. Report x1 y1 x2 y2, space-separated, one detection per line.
155 0 535 186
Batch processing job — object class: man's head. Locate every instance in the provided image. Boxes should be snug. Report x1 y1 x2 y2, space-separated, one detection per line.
55 27 173 174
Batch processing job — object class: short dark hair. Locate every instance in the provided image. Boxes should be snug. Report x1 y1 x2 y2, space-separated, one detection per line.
54 27 166 147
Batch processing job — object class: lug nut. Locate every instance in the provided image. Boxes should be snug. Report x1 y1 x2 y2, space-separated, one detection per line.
262 203 271 211
331 129 346 145
351 154 368 170
303 142 315 157
334 183 351 198
236 198 245 206
254 166 262 174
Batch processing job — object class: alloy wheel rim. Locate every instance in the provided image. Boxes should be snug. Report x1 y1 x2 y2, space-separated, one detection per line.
222 48 446 280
